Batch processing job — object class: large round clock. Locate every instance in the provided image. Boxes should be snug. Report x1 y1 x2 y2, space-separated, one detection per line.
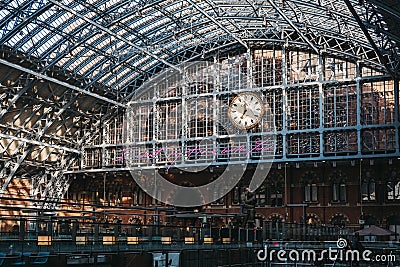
228 92 264 129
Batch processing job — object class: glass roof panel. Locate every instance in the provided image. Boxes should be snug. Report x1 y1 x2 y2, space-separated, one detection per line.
25 28 53 55
36 7 56 22
6 30 25 47
78 55 106 75
47 12 73 30
0 9 11 24
0 0 395 95
64 18 86 34
66 47 87 68
138 18 171 35
94 36 115 52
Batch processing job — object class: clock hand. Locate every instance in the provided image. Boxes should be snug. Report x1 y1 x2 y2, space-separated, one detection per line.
241 102 247 119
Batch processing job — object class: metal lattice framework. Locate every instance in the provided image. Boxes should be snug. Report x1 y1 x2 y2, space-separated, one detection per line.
0 0 399 209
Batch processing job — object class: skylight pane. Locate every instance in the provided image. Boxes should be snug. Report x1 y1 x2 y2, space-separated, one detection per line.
78 56 104 75
36 34 63 56
0 9 10 21
64 18 85 34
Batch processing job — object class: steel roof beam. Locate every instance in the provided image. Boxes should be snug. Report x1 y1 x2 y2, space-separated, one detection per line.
367 0 400 19
0 79 31 120
0 148 32 197
186 0 248 49
343 0 398 78
48 0 180 72
266 0 320 54
0 133 80 154
0 89 81 197
0 123 77 149
0 1 50 45
0 58 127 108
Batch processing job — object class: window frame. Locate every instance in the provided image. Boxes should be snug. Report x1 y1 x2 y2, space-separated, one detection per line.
387 179 400 201
332 181 347 203
304 183 318 203
361 179 376 201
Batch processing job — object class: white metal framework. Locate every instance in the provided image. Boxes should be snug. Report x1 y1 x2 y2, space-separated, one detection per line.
85 49 398 171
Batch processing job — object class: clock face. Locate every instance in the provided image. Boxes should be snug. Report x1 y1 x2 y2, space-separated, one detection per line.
228 92 264 129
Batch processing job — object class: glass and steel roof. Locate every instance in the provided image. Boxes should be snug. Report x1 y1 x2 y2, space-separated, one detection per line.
1 0 398 101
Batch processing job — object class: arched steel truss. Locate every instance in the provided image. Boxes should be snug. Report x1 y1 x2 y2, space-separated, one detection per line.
0 0 399 209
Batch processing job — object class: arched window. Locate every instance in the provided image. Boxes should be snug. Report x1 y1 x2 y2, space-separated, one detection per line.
255 183 267 207
387 171 400 201
333 182 346 202
302 171 319 203
231 182 250 206
266 173 284 207
361 172 376 201
330 171 347 203
304 183 318 202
